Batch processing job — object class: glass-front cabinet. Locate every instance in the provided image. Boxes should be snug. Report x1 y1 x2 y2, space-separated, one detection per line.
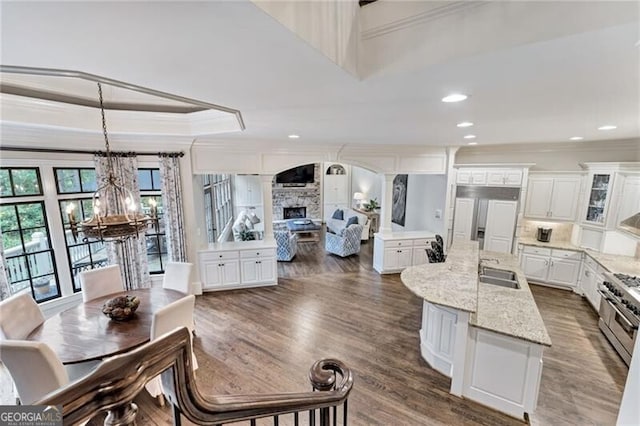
584 173 611 225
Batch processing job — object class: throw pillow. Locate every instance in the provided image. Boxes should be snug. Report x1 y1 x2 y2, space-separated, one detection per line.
332 209 344 220
346 216 358 227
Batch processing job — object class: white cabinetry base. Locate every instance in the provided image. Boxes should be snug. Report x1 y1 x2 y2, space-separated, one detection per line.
463 327 544 419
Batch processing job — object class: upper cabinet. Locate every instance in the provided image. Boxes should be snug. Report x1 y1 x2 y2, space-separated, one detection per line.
524 175 582 221
616 175 640 226
583 173 612 226
323 163 350 221
456 168 522 187
234 175 263 207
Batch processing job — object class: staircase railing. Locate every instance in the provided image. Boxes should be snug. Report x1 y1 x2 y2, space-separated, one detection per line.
36 327 353 426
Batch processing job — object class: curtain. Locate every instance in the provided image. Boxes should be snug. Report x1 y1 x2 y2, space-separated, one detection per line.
159 154 187 262
95 153 150 290
0 231 12 300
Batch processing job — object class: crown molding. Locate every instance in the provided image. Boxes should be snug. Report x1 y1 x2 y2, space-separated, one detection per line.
361 1 488 40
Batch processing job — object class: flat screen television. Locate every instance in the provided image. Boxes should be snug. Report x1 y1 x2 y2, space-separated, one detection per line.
276 164 315 185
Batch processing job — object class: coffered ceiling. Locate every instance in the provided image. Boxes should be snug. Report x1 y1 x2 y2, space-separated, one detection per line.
0 1 638 150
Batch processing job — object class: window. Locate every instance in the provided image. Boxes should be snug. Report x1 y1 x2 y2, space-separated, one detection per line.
1 168 60 302
54 167 107 292
203 174 233 242
138 168 167 273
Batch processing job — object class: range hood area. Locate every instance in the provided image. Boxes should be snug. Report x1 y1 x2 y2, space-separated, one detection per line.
619 212 640 238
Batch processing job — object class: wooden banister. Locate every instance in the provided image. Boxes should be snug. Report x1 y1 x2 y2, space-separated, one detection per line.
36 327 353 426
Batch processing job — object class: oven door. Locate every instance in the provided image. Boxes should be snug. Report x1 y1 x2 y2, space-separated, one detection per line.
606 300 638 355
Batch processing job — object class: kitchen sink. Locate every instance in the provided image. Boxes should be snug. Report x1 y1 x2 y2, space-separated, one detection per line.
479 267 520 289
481 267 517 281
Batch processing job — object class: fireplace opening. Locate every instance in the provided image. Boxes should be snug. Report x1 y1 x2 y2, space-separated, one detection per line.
284 207 306 219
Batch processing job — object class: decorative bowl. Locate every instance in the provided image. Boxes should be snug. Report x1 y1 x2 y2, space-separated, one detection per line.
102 295 140 321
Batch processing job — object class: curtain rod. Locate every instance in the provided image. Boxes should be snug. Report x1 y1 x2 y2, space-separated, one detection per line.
0 146 184 157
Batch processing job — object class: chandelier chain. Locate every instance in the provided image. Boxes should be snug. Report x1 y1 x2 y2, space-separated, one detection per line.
97 82 114 174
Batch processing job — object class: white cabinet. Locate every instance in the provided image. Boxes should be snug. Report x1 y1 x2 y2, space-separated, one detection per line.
323 164 350 222
616 176 640 226
486 169 523 186
373 232 436 274
240 248 277 285
525 175 581 221
580 255 604 311
457 168 522 186
519 246 581 289
234 175 262 207
200 251 240 289
199 241 277 291
583 173 612 226
484 200 518 253
453 198 475 240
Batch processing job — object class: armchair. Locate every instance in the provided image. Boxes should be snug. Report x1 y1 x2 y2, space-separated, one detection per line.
275 230 298 261
325 224 363 257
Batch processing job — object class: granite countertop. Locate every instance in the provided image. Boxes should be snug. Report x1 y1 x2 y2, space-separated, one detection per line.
518 237 640 276
475 251 552 347
401 240 552 346
374 230 436 240
200 238 277 252
400 240 479 313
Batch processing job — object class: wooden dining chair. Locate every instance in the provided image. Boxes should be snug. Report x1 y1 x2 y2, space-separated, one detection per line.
145 295 198 404
0 340 99 405
0 292 45 340
162 262 193 295
80 264 125 302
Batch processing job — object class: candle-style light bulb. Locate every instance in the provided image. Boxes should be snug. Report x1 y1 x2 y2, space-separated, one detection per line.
148 198 158 218
65 203 76 223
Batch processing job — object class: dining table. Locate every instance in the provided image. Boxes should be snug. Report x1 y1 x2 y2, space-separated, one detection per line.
27 287 184 364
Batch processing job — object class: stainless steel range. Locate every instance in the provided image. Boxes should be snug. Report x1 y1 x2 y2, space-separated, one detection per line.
598 273 640 366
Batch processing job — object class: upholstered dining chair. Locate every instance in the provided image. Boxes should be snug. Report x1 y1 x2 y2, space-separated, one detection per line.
0 340 98 405
162 262 193 295
0 292 45 340
80 264 125 302
145 295 198 404
325 224 363 257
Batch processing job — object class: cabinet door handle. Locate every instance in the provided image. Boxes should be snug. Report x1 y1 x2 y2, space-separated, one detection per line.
550 260 554 266
585 270 591 277
544 260 548 266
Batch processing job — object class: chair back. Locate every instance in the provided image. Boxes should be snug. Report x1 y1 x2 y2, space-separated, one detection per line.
80 264 125 302
151 295 196 340
435 234 444 248
162 262 193 295
0 340 68 404
0 292 45 339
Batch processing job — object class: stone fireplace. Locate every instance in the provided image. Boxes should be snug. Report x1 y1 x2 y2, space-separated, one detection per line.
272 164 321 220
283 207 307 219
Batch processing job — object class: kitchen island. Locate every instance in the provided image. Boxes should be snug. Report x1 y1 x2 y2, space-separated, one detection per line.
401 240 551 419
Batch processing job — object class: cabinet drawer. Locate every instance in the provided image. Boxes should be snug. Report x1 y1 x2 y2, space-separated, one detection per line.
240 248 276 258
386 240 411 247
583 255 598 270
201 251 239 261
522 245 552 256
551 249 581 260
412 238 433 247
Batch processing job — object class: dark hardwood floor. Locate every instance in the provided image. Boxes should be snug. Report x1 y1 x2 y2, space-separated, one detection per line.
2 238 629 425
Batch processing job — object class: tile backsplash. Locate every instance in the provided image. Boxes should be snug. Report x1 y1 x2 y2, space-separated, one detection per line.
520 220 574 242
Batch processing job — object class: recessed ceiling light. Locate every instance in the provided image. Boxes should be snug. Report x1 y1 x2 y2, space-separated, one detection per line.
442 94 468 103
288 134 300 139
597 125 617 131
569 136 584 141
463 134 476 139
467 142 478 146
456 121 474 128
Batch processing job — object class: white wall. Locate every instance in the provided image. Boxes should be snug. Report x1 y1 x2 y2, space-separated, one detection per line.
351 166 382 208
391 174 447 233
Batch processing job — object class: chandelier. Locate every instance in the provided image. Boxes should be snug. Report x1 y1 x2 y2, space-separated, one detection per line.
66 82 155 242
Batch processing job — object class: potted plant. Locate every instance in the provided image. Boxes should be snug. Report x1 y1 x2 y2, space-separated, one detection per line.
363 198 380 212
33 276 51 295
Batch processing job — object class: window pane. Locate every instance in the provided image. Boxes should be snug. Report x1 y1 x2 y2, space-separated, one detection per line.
33 273 59 302
56 169 81 193
4 255 29 293
0 169 11 196
152 169 161 190
80 169 97 192
17 203 46 228
138 170 153 190
11 169 40 195
0 205 18 233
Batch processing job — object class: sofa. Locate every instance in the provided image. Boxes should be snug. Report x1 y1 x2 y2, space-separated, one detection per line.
325 224 363 257
326 208 370 241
